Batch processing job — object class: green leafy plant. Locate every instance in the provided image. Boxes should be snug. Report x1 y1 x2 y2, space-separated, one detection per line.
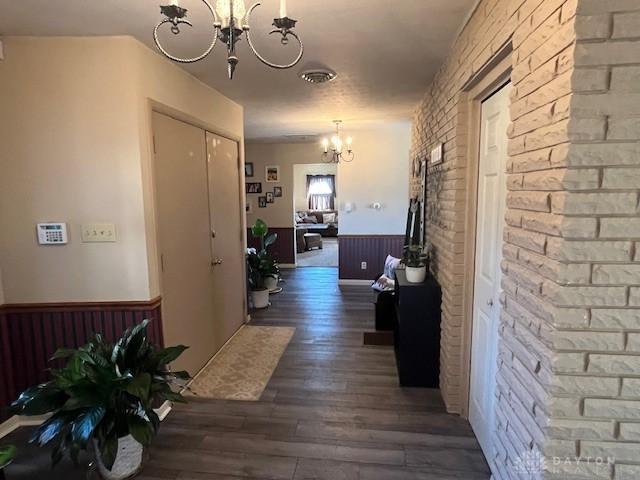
251 218 277 254
248 219 280 290
0 445 17 468
403 245 428 268
247 250 280 291
10 320 189 469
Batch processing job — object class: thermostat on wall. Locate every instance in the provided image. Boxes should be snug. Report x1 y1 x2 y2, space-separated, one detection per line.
37 223 68 245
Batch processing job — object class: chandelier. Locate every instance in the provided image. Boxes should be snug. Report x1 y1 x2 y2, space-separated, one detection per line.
154 0 304 79
321 121 354 163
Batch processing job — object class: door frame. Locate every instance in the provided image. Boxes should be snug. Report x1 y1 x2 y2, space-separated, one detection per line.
459 45 512 419
144 100 248 327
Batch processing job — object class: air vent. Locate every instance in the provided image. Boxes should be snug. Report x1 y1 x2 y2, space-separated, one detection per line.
299 68 337 84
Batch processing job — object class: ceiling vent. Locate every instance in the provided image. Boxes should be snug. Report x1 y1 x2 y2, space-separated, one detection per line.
299 68 337 84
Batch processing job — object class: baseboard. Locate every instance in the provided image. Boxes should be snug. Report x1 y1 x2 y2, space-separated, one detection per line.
0 401 173 439
279 264 297 269
338 279 374 286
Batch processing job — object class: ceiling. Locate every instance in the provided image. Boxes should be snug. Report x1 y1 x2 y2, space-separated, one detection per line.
1 0 477 140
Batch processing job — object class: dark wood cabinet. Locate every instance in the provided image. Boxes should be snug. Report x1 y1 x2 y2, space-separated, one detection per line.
393 269 442 387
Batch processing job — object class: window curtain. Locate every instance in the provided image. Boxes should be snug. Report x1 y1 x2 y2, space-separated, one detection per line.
307 174 336 210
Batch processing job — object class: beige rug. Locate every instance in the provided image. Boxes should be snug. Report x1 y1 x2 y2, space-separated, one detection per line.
186 325 295 401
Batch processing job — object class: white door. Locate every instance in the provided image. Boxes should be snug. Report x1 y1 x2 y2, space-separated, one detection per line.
206 131 246 352
469 82 511 460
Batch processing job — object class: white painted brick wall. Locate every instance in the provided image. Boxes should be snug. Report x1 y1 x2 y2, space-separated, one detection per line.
411 0 640 478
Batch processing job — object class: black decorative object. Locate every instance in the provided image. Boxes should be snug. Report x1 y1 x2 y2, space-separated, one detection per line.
245 162 254 177
273 186 283 197
258 196 267 208
246 182 262 194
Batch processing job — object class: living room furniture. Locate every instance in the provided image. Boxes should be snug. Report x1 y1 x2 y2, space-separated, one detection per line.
296 227 308 254
304 233 323 251
295 210 338 237
393 269 441 387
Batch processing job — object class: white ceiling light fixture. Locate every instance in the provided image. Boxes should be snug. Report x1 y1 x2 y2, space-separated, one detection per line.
153 0 304 79
321 121 354 163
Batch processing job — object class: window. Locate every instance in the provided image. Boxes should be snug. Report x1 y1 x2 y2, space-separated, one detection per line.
307 175 336 210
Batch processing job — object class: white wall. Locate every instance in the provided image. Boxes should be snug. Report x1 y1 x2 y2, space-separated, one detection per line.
293 164 338 212
0 36 243 303
338 124 411 235
245 123 410 235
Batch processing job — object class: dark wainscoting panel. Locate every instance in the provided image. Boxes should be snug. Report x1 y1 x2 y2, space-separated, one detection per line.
339 235 405 280
247 227 295 265
0 298 163 421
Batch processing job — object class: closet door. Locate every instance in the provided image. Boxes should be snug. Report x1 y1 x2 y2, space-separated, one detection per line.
152 112 215 375
206 131 246 350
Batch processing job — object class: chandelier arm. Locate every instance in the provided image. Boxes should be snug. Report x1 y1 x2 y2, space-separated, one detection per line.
153 0 220 64
243 3 304 70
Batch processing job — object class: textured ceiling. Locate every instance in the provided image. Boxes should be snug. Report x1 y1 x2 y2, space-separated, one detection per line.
0 0 477 140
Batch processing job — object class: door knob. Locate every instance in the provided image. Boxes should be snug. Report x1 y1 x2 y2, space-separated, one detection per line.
211 258 223 266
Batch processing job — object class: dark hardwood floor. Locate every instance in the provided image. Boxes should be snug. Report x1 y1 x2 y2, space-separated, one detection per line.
3 267 489 479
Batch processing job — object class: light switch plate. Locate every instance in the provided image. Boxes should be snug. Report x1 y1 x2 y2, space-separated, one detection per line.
81 223 117 243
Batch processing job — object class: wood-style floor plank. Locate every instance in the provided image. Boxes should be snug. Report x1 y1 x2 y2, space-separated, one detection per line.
2 267 489 479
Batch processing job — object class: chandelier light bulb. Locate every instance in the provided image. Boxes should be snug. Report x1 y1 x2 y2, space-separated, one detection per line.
216 0 246 25
346 136 353 147
322 138 329 153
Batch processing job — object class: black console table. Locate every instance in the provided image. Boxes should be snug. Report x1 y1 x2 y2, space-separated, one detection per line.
393 269 442 387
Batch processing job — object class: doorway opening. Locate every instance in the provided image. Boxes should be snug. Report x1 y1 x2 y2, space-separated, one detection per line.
293 163 338 267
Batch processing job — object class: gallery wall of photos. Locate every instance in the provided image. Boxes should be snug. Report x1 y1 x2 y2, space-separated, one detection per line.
244 163 283 213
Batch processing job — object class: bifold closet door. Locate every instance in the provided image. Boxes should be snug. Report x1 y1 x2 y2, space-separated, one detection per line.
206 131 246 351
152 112 216 375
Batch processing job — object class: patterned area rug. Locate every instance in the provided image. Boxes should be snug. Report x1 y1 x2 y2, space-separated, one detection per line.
186 325 295 401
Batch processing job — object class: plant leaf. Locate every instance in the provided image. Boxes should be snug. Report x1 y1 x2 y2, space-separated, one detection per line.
0 445 17 467
264 232 277 248
71 406 106 446
152 345 188 366
50 348 77 360
10 382 67 416
127 415 154 447
101 430 118 470
126 373 151 402
31 413 71 446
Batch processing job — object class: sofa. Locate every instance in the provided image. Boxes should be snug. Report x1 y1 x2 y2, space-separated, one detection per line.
295 210 338 238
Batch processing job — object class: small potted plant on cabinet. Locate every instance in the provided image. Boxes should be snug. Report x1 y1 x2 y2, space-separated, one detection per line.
10 320 189 480
0 445 17 479
404 245 429 283
250 219 280 291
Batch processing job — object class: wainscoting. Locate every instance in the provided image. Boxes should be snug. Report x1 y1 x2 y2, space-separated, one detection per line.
338 235 405 280
247 227 295 265
0 298 163 421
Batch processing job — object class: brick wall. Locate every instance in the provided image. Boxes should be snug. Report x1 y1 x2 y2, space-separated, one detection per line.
412 0 640 478
544 2 640 479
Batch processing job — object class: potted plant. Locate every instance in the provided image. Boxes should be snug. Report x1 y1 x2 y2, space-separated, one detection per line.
403 245 429 283
247 248 278 308
250 219 280 291
10 320 189 480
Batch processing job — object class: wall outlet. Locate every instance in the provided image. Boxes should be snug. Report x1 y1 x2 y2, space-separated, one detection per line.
361 261 367 270
81 224 117 243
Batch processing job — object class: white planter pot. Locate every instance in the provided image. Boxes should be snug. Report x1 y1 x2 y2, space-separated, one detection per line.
251 288 270 309
263 276 278 291
92 435 144 480
405 265 427 283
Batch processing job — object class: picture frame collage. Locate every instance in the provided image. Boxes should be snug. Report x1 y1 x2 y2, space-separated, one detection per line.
245 163 283 212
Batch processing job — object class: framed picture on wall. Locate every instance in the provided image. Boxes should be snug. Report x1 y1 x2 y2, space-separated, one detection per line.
265 166 280 183
266 192 274 203
273 186 283 197
246 200 253 214
258 196 267 208
246 182 262 194
245 162 254 178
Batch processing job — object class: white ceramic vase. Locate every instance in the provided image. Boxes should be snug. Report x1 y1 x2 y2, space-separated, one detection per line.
92 435 144 480
251 288 270 309
405 265 427 283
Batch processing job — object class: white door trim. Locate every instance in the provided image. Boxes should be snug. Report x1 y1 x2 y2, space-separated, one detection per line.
459 53 513 419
